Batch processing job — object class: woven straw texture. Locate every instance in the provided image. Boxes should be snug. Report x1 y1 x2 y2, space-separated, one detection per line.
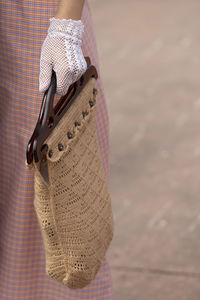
32 77 114 289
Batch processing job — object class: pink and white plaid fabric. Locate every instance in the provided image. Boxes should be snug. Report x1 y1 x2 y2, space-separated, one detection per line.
0 1 113 298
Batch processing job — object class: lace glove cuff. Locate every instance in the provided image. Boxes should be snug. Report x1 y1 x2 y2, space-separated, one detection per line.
48 17 84 41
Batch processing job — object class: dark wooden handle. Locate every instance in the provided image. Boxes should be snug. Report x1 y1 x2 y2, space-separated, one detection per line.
26 56 98 165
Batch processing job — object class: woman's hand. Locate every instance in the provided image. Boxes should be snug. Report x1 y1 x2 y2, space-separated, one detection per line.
39 17 87 96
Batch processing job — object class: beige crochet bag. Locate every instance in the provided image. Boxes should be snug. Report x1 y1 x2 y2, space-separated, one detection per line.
25 61 114 289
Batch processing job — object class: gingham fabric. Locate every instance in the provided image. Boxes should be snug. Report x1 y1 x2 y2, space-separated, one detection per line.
0 1 113 299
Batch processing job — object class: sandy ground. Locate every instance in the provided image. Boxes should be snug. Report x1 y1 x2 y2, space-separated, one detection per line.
89 1 200 299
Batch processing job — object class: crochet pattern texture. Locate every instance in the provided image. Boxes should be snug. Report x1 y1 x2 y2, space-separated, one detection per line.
32 78 114 289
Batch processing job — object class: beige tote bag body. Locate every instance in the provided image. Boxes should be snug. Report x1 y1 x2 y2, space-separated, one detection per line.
27 71 114 289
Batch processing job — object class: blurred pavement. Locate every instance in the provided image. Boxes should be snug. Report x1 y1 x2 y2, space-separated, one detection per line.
89 1 200 299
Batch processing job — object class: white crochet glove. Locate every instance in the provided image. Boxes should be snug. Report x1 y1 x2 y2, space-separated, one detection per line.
39 17 87 96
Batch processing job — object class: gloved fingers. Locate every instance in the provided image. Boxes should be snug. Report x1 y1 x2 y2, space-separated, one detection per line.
53 57 87 96
53 65 72 96
70 55 87 84
39 60 53 93
39 57 87 96
78 49 88 72
76 55 88 81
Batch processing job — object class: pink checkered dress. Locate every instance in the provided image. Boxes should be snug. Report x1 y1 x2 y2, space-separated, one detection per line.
0 1 114 299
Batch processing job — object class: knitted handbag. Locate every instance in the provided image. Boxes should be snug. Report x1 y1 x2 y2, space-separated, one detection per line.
25 58 114 289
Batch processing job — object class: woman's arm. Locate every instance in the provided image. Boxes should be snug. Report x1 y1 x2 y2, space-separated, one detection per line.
54 0 85 20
